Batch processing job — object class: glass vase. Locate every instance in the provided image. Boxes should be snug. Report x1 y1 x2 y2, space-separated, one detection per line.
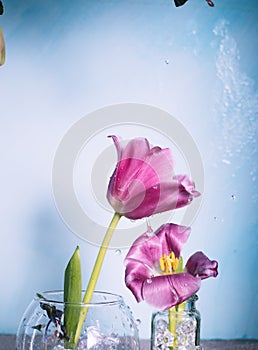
16 290 140 350
151 295 201 350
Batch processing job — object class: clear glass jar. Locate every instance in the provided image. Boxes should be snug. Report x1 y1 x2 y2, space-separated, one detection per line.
151 295 201 350
16 290 140 350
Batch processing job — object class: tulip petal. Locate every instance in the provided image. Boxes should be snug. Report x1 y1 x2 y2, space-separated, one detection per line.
186 251 218 279
125 224 191 269
107 137 152 203
121 183 161 219
120 137 151 162
153 175 200 212
173 175 201 208
142 273 201 310
125 261 150 302
124 175 200 220
155 223 191 258
108 135 123 161
109 135 151 163
107 137 160 215
145 147 174 182
125 233 162 270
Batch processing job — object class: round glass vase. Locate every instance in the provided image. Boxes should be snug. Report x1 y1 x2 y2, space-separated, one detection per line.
151 295 201 350
16 290 140 350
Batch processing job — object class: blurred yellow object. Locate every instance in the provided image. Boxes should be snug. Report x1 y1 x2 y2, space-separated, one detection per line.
0 27 5 66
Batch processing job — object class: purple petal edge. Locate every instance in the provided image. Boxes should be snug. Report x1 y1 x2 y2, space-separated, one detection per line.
186 251 218 279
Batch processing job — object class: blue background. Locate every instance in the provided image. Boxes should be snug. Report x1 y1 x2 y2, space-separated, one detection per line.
0 0 257 340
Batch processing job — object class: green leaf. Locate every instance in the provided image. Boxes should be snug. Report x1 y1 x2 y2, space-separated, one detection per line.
64 246 82 349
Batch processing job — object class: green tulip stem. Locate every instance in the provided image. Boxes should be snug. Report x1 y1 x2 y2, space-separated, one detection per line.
168 302 186 349
73 212 122 347
168 306 177 348
83 211 121 303
168 257 185 349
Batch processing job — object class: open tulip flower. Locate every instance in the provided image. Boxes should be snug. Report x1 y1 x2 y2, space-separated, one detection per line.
125 223 218 311
107 135 200 220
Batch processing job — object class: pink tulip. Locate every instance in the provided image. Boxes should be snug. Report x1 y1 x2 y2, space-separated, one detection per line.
124 223 218 310
107 136 200 220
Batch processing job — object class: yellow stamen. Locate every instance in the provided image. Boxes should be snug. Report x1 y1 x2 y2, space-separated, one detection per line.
159 255 165 272
159 252 179 274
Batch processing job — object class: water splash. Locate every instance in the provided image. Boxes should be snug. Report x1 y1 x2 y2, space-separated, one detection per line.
213 19 258 200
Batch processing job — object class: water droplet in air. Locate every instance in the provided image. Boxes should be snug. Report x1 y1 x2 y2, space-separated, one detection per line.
231 194 237 200
115 249 121 255
164 59 169 65
206 0 215 7
146 218 154 237
136 319 141 326
222 159 231 165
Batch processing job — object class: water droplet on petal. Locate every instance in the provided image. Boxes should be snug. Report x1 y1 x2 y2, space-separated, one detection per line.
146 278 152 284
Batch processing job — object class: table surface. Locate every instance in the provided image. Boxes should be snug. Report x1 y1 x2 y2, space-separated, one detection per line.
1 335 258 350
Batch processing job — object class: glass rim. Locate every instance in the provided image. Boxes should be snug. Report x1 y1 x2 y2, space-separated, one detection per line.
35 290 124 307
